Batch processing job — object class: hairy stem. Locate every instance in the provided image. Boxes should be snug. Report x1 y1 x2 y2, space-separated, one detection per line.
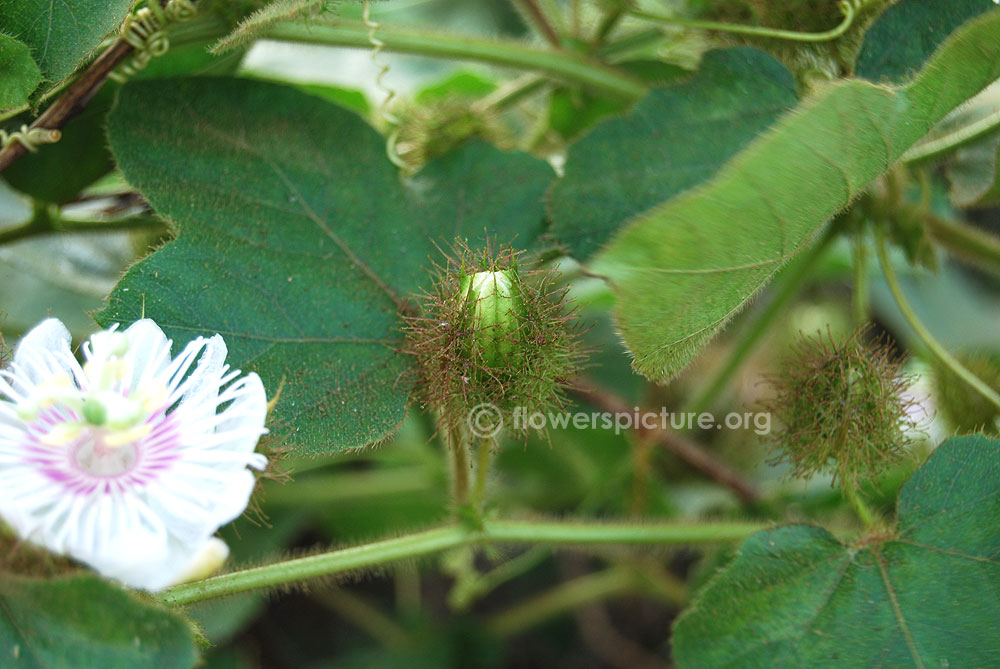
923 210 1000 278
514 0 562 47
901 107 1000 165
483 519 763 545
264 20 645 99
875 225 1000 411
161 525 470 607
159 519 764 606
844 485 875 527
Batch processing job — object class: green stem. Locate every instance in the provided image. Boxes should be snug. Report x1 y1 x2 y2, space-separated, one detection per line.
852 230 870 326
923 211 1000 278
875 226 1000 411
263 468 432 506
593 7 625 45
394 563 421 617
449 545 550 610
471 437 493 512
450 424 470 508
0 210 164 246
639 563 689 604
470 74 546 114
901 108 1000 165
483 519 763 545
685 223 838 415
159 519 764 606
161 525 473 607
595 28 664 59
486 566 640 637
264 20 645 99
514 0 562 47
628 1 860 42
844 485 874 527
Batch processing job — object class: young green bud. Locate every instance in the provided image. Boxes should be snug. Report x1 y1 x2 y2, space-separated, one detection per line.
403 242 585 439
460 268 525 367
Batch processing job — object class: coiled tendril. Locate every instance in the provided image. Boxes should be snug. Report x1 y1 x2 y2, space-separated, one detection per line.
111 0 198 81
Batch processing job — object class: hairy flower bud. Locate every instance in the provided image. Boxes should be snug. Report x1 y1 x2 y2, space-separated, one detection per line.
460 268 525 367
404 242 585 438
762 326 920 491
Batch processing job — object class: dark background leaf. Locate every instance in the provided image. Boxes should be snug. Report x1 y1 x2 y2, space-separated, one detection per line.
548 48 797 260
854 0 996 82
2 86 117 203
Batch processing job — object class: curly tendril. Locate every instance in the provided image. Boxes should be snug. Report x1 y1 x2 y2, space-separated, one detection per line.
0 125 61 152
630 0 869 42
362 1 410 171
111 0 198 81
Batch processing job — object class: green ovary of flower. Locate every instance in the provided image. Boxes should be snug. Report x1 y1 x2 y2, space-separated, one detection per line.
16 332 168 449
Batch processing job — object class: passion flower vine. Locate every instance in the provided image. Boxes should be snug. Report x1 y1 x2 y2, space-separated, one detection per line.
0 318 268 591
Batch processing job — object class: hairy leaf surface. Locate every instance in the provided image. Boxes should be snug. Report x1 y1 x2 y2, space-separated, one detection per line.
102 77 551 453
0 574 197 668
1 0 133 84
855 0 997 82
548 48 797 260
673 435 1000 667
0 34 40 111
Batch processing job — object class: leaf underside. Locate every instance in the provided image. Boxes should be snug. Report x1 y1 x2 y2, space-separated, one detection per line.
590 9 1000 382
549 47 798 260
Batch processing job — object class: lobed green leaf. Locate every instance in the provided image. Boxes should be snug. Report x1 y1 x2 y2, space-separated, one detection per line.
672 434 1000 666
101 77 552 454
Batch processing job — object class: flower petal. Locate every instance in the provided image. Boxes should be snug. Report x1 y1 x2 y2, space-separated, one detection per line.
122 319 174 394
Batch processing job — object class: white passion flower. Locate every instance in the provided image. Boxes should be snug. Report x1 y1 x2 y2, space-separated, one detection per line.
0 318 268 591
